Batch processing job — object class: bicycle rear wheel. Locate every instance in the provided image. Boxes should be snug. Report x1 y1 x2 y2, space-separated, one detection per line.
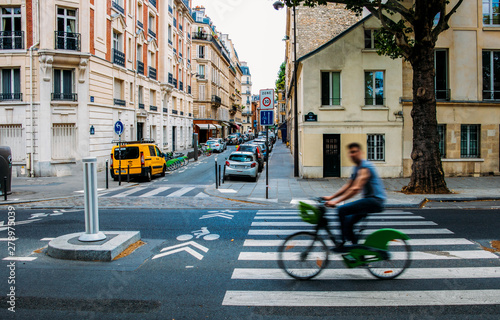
366 238 411 280
277 232 329 280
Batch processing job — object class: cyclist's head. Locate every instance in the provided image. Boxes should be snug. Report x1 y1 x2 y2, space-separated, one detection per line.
347 142 363 165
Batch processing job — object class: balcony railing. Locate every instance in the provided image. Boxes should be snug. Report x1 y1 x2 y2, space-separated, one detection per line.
149 0 157 8
148 29 156 38
112 1 125 14
179 81 183 91
113 49 125 67
163 108 168 113
364 97 385 106
212 95 222 105
52 93 77 101
0 31 24 50
137 20 143 29
192 32 209 41
137 60 144 75
148 67 157 80
483 90 500 101
435 89 451 101
55 31 81 51
114 98 126 106
168 73 173 85
150 105 157 111
0 93 22 101
188 85 191 94
139 103 145 109
172 110 178 115
321 98 342 106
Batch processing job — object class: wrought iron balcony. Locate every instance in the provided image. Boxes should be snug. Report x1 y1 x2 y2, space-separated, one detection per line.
0 31 24 50
52 92 77 101
148 67 157 80
113 49 125 67
137 60 144 75
139 103 145 109
172 109 178 115
483 90 500 101
212 95 221 106
435 89 451 101
113 98 126 106
192 32 209 41
137 20 143 29
150 0 157 9
55 31 81 51
0 93 22 101
150 105 157 111
168 73 173 85
112 1 125 14
179 81 183 91
148 29 156 38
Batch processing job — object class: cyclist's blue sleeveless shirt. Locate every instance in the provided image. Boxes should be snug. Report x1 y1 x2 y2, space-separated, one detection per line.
350 160 386 204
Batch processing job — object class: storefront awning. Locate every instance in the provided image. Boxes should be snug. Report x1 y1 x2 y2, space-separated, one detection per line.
195 124 212 130
214 124 222 129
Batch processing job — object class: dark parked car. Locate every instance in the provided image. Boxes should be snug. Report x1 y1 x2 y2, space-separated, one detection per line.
237 144 264 172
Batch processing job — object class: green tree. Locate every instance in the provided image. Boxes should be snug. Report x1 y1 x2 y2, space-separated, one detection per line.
279 0 463 194
275 61 286 92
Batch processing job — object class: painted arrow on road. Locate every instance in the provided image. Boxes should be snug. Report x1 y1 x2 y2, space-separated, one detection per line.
152 241 209 260
200 213 234 220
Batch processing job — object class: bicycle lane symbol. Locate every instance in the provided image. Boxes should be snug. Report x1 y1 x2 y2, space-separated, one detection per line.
176 227 220 241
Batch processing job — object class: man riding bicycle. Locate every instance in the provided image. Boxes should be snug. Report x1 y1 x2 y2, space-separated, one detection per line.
323 142 386 252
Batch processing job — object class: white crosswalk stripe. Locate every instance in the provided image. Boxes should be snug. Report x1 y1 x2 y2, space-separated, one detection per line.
223 209 500 308
99 186 207 198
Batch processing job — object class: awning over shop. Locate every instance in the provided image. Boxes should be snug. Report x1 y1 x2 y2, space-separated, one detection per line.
195 124 213 130
213 124 222 129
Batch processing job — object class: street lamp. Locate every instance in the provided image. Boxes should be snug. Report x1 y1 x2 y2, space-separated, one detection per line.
274 1 299 177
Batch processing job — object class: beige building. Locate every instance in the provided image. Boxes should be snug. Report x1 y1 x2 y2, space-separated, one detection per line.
191 7 243 142
240 61 253 133
0 0 194 177
284 1 500 178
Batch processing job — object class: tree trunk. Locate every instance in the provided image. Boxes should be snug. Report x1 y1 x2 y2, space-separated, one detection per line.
402 45 450 194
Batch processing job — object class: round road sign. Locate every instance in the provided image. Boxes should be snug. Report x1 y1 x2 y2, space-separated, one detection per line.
263 97 271 107
114 121 124 136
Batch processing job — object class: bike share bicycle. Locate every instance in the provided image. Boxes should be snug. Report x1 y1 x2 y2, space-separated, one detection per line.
277 198 411 280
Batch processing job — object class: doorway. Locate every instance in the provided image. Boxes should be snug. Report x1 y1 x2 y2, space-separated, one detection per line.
323 134 341 177
172 126 177 151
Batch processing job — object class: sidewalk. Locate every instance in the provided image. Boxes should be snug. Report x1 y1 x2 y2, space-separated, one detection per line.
208 142 500 208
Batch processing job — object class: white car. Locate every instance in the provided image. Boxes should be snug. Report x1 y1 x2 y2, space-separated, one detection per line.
206 140 224 153
224 151 259 181
208 138 226 151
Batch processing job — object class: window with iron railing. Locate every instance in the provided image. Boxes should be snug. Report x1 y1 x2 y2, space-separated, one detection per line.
112 0 125 14
367 134 385 161
52 69 77 101
483 50 500 100
56 8 79 51
461 124 480 158
0 68 21 101
437 124 446 158
0 7 23 49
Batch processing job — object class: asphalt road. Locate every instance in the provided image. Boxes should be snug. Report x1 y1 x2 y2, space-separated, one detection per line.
0 206 499 319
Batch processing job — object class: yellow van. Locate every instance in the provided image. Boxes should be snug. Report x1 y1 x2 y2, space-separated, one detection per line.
110 141 166 181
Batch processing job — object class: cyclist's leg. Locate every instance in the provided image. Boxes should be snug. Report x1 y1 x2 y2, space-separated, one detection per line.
338 198 383 244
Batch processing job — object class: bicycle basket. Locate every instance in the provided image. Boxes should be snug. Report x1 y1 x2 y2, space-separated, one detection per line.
298 202 321 224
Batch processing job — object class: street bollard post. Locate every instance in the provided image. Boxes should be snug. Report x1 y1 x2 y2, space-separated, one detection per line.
218 164 221 186
79 157 106 242
3 176 6 201
215 158 218 189
105 160 109 189
127 164 130 183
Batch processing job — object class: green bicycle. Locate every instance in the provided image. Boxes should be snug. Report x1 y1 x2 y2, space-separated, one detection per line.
277 199 412 280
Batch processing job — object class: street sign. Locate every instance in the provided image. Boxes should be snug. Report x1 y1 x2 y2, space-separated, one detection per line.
260 110 274 126
259 89 274 110
114 121 124 136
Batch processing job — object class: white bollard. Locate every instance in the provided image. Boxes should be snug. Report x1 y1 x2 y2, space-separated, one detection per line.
79 157 106 242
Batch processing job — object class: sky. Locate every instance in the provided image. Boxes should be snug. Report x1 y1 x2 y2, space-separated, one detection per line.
191 0 286 95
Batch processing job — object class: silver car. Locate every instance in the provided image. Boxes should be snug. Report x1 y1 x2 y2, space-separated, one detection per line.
224 151 259 181
206 140 224 153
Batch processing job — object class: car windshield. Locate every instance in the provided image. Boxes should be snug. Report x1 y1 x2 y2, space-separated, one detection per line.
238 145 255 152
229 154 253 162
114 147 139 160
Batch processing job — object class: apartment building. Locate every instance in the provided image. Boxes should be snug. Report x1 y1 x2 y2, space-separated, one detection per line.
240 61 253 133
191 6 243 143
0 0 194 177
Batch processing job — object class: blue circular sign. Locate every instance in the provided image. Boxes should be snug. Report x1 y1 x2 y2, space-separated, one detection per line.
114 121 124 135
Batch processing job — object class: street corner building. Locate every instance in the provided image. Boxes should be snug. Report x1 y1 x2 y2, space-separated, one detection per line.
282 1 500 178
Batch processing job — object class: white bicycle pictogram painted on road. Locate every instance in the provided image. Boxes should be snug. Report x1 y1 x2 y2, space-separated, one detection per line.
177 227 220 241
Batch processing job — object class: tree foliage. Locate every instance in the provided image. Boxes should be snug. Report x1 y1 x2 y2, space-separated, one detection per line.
275 61 286 92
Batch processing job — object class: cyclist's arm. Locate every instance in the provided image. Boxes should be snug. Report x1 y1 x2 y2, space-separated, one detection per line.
323 179 353 201
326 168 370 206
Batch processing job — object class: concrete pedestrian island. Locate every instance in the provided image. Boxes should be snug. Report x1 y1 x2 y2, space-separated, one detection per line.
47 231 141 261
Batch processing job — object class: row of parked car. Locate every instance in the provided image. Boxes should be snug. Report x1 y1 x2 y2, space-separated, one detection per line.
224 130 277 182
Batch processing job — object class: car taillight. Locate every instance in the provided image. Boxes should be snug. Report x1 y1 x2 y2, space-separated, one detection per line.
110 153 113 168
251 162 257 168
237 146 240 151
140 152 145 166
215 144 219 147
225 161 230 166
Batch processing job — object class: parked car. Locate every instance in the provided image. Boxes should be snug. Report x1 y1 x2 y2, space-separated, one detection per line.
252 141 268 161
206 139 224 153
110 142 166 182
224 151 259 182
228 134 243 145
208 138 226 151
237 143 264 172
254 138 272 152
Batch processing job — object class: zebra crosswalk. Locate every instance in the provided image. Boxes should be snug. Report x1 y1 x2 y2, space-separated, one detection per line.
98 186 210 198
222 209 500 308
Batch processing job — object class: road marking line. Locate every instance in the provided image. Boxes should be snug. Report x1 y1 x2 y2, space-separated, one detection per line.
111 187 148 198
218 189 237 193
166 187 195 197
238 250 497 261
253 215 426 220
3 257 37 261
195 193 210 198
256 210 414 215
250 221 437 227
222 290 500 307
138 187 171 197
248 228 454 236
231 267 500 280
242 238 475 247
0 238 18 241
41 238 55 241
0 219 43 231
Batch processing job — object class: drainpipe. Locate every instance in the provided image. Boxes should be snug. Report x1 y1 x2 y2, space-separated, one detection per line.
29 0 40 177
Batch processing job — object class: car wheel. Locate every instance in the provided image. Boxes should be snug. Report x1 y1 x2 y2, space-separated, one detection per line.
224 175 229 181
160 165 166 177
145 168 152 182
252 174 258 182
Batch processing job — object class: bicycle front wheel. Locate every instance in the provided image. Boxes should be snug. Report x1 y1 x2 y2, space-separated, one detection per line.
277 232 329 280
366 238 411 280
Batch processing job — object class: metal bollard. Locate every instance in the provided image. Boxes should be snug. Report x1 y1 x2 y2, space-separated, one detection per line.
105 160 109 189
218 164 221 186
127 164 130 183
3 176 6 201
215 158 218 189
79 158 106 242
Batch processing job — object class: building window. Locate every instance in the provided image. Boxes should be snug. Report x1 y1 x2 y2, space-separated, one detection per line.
483 0 500 25
198 65 205 79
51 124 76 160
199 84 205 100
53 69 76 101
198 45 205 58
56 7 79 51
0 7 23 50
321 71 341 106
0 68 21 101
482 50 500 100
437 124 446 158
435 49 449 100
112 32 125 67
138 86 144 107
364 29 376 49
365 71 384 105
461 124 480 158
367 134 385 161
0 124 24 161
113 79 125 105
